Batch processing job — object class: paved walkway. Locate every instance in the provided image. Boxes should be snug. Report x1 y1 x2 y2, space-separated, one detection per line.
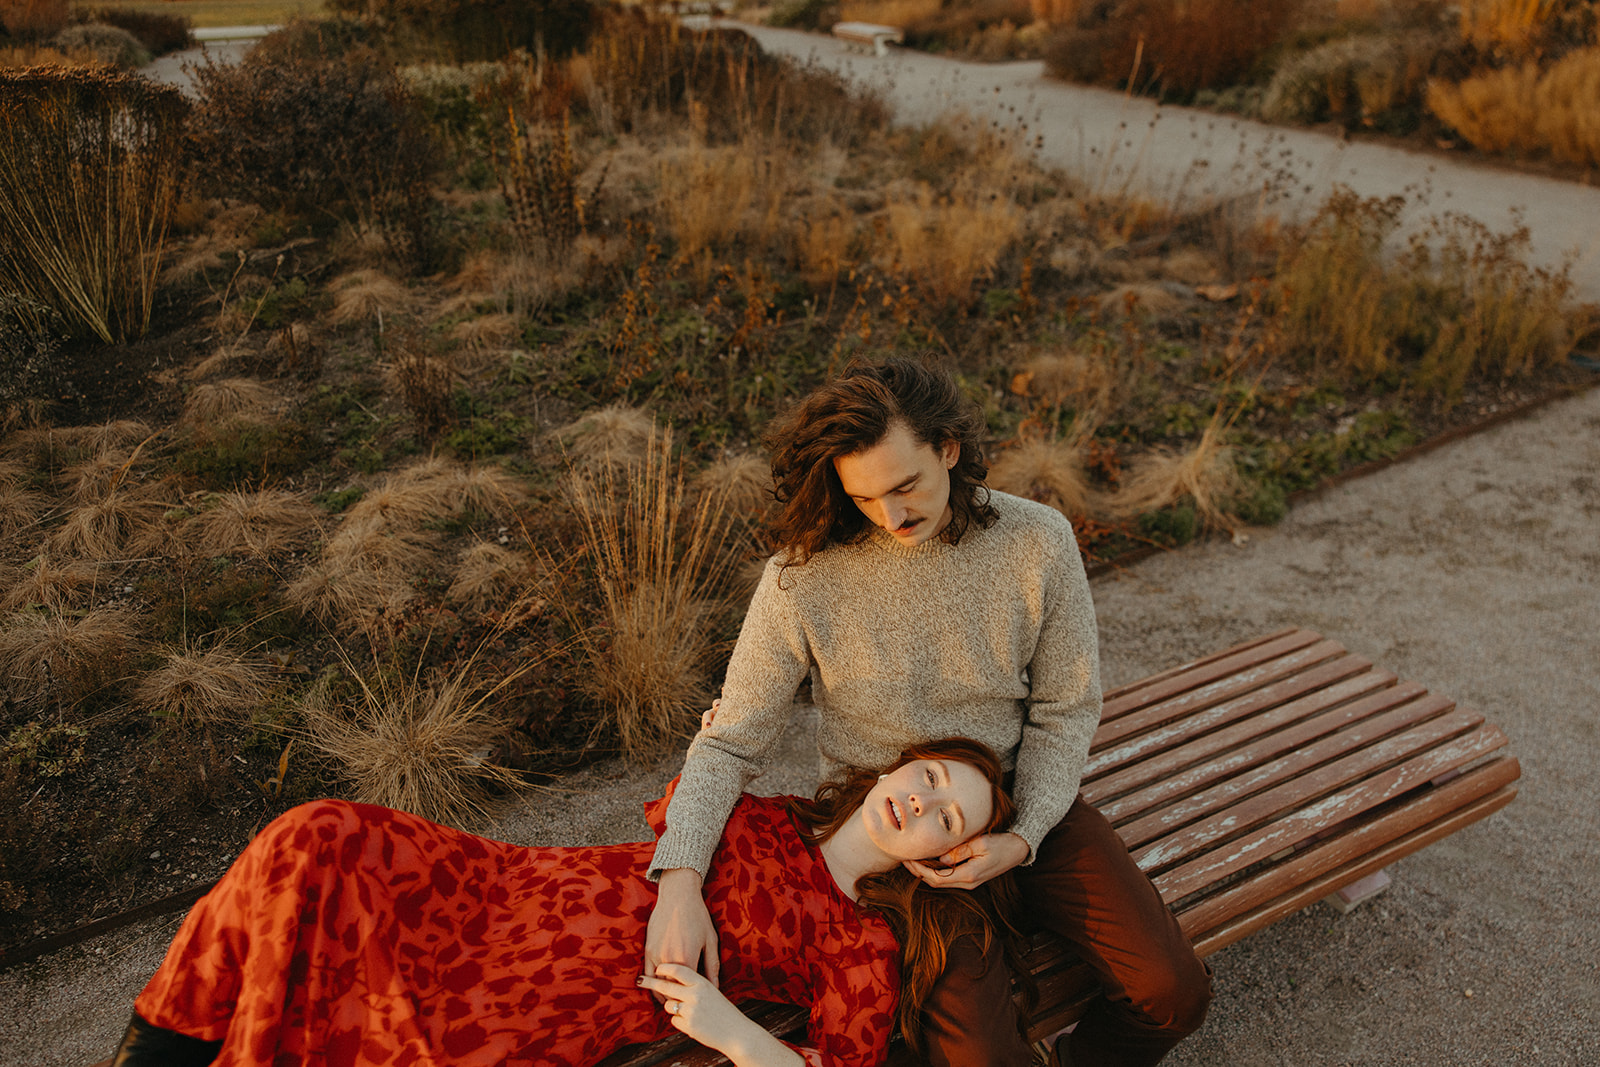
737 24 1600 304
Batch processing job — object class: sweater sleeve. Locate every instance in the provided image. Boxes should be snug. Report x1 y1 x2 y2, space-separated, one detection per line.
649 558 815 879
1006 523 1102 861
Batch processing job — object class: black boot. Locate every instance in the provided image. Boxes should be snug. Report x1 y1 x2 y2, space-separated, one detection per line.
110 1012 221 1067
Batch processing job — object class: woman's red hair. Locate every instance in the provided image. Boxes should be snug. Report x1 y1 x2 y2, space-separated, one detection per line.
787 737 1035 1055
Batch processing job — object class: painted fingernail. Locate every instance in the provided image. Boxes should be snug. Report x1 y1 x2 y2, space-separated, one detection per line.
636 975 646 985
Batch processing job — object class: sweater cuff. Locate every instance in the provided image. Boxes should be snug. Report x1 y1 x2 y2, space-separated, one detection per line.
1008 818 1050 867
647 827 722 882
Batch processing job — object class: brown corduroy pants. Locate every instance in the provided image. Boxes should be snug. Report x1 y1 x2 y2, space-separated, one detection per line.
918 795 1212 1067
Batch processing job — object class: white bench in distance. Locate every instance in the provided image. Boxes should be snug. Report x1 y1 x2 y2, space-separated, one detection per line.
831 21 903 57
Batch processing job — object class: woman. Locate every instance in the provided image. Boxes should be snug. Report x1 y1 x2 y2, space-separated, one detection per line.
109 737 1026 1067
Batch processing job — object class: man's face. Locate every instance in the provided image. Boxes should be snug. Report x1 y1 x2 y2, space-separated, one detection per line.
833 421 960 547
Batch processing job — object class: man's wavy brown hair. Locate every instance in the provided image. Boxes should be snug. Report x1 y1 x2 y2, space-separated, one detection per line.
787 737 1035 1056
765 358 997 564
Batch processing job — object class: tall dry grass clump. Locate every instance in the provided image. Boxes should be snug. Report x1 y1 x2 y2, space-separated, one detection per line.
567 428 743 762
1110 412 1240 530
988 433 1102 520
0 69 188 342
192 489 321 558
296 633 537 827
0 606 138 710
1428 48 1600 167
1273 189 1409 377
1 555 98 611
447 542 539 613
1406 216 1576 396
884 184 1022 308
134 644 274 723
1456 0 1561 55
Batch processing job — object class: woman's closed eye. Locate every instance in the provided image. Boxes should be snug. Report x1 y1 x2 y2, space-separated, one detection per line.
940 810 952 831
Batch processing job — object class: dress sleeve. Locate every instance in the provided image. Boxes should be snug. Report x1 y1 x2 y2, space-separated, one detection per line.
1007 521 1103 861
786 929 900 1067
649 557 814 879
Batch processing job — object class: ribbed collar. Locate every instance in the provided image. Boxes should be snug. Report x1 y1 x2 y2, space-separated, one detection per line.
864 522 962 559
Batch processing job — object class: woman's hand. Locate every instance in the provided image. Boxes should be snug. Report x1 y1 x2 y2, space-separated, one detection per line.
638 964 802 1066
903 830 1029 889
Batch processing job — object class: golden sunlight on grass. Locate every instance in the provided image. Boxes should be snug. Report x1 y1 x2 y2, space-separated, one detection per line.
1110 412 1241 530
989 433 1101 521
567 429 743 763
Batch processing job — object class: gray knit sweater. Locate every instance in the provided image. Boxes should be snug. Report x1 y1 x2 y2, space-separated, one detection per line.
649 490 1102 879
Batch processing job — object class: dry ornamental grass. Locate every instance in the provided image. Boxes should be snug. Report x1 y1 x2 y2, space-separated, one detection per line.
297 657 529 829
0 606 138 710
134 644 274 723
191 489 322 559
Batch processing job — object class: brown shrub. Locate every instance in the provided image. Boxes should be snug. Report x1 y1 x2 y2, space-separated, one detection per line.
0 0 68 40
1046 0 1298 93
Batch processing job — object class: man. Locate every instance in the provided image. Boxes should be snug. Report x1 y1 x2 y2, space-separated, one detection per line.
646 358 1210 1065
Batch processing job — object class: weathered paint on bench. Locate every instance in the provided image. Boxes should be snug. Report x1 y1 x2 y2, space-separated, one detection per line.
599 628 1519 1064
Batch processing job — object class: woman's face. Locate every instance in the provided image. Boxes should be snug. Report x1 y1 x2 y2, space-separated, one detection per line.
862 758 995 862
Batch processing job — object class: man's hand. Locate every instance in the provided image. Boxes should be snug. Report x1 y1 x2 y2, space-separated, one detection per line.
903 831 1030 890
645 868 720 995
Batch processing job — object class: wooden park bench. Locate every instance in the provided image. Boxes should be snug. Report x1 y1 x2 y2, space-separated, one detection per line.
831 21 904 57
601 627 1521 1065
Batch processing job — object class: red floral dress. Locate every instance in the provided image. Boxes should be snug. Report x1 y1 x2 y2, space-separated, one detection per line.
134 789 900 1067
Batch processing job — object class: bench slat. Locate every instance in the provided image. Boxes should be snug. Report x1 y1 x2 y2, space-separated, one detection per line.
1178 757 1521 948
1114 691 1458 849
1089 672 1413 818
1150 722 1509 899
1099 629 1321 722
1186 774 1520 955
1085 654 1381 786
1092 639 1349 750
